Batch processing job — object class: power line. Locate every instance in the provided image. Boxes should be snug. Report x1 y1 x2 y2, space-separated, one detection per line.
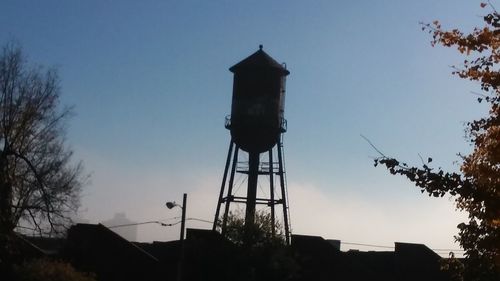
17 221 466 255
342 242 394 249
186 218 213 224
431 248 465 252
107 220 181 228
106 217 213 229
101 220 466 253
342 241 465 252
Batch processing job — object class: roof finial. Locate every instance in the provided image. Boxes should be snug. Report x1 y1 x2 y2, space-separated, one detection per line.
259 44 263 50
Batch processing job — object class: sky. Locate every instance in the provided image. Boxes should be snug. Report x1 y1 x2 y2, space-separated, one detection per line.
0 1 492 256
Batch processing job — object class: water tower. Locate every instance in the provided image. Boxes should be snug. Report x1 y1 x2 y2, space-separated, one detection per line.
213 45 291 244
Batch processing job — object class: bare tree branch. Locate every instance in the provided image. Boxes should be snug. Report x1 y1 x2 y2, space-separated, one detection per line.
0 43 85 237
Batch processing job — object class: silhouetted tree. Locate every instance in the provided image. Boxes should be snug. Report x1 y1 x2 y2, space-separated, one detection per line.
373 3 499 280
217 211 298 281
0 43 84 237
220 210 285 248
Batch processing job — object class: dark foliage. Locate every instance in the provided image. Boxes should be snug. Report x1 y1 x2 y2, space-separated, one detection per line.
375 4 499 280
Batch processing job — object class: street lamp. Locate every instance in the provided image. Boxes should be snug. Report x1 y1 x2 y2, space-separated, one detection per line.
166 193 187 241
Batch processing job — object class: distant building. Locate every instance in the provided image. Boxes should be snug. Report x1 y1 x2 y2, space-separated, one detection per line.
101 213 137 241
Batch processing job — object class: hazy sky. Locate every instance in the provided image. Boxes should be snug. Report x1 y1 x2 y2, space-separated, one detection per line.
1 1 491 255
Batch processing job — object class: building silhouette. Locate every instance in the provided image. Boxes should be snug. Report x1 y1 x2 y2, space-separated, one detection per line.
19 224 456 281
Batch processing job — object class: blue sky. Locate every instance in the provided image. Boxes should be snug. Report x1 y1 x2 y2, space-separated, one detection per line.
1 1 491 254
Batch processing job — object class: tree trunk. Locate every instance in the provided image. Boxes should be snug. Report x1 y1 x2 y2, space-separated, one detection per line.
0 155 14 234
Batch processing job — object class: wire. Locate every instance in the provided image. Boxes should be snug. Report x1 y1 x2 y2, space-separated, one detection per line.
342 242 394 249
431 248 465 252
18 221 466 255
106 220 181 228
106 217 213 229
186 218 213 224
342 241 465 252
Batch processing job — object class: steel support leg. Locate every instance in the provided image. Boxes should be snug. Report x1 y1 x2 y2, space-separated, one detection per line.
213 141 234 231
221 145 239 235
269 148 276 237
277 137 290 245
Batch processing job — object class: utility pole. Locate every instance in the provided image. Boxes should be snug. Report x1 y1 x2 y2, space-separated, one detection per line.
180 193 187 241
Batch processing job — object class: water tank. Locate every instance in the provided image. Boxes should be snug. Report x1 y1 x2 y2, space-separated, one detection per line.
228 46 290 153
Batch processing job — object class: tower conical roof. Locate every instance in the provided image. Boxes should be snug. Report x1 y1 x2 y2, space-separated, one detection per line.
229 45 290 75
